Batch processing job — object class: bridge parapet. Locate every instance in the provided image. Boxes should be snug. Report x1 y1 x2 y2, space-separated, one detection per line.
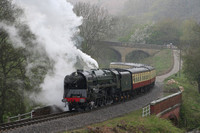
97 41 173 49
150 91 182 116
143 91 182 124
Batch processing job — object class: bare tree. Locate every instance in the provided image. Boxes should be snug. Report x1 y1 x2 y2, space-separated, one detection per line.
73 2 114 55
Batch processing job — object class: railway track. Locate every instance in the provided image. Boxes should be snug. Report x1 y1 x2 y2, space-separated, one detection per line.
0 111 77 132
0 89 151 132
0 103 115 132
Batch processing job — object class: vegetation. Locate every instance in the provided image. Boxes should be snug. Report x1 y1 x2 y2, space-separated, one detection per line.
0 30 27 123
68 110 183 133
123 0 200 23
0 0 200 129
0 0 49 123
147 19 181 45
181 20 200 93
125 49 173 76
112 16 136 42
143 49 173 76
0 0 26 123
73 2 114 56
164 72 200 131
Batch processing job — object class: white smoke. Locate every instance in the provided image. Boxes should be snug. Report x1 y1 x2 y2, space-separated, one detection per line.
0 23 24 48
10 0 98 106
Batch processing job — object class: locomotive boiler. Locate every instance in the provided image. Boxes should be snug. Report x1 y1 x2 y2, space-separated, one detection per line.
62 62 156 111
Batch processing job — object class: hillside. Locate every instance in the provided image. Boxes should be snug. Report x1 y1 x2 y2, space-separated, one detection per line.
123 0 200 23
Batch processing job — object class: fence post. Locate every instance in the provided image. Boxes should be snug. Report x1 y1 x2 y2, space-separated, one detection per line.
31 110 33 118
18 114 21 121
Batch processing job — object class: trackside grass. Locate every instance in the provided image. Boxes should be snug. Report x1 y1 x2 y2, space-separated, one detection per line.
164 72 200 131
141 49 173 76
67 110 183 133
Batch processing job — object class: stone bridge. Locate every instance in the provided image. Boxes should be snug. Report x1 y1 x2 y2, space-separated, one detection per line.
95 41 171 62
143 91 182 125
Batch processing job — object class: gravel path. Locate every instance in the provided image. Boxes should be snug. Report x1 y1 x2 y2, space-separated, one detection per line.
5 49 180 133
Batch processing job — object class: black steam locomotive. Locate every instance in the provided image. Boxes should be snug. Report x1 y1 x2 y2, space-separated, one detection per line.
62 62 156 111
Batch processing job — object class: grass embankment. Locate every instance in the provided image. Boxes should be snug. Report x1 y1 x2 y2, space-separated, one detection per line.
68 110 183 133
164 73 200 131
141 49 173 76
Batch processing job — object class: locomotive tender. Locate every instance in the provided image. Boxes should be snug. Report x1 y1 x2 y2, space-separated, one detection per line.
62 62 156 111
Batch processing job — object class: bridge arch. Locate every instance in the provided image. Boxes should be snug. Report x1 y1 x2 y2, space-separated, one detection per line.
125 50 150 62
169 114 178 125
94 41 163 62
105 47 121 62
95 46 121 66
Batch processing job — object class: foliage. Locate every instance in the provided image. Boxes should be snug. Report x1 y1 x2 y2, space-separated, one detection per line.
129 23 154 44
180 20 200 46
123 0 200 23
139 49 173 76
0 0 22 23
111 16 136 42
181 21 200 93
0 29 28 123
0 0 50 123
116 19 181 45
147 19 181 45
165 72 200 131
0 0 24 123
73 2 114 55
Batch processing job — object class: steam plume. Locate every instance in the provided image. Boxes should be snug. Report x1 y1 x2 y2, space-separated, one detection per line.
10 0 98 106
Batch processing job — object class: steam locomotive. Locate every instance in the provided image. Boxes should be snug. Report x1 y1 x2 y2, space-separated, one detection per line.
62 62 156 111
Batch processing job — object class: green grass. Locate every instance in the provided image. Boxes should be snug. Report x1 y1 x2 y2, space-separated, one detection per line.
141 49 173 76
164 72 200 131
67 110 183 133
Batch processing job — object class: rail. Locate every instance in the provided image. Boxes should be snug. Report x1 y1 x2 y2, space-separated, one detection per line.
0 111 73 131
